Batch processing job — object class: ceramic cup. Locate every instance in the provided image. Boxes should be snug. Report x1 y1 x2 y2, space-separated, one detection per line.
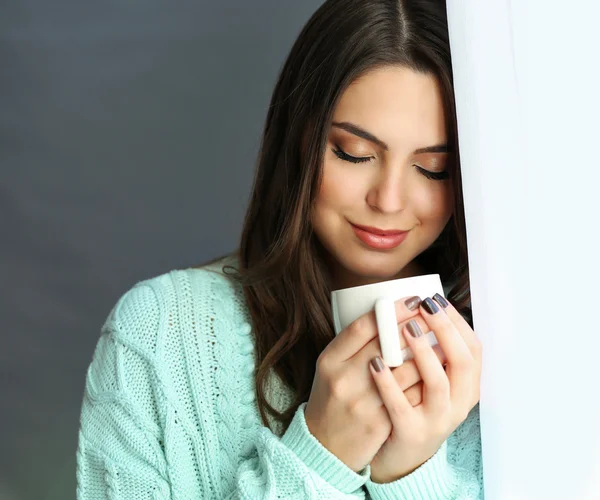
331 274 445 367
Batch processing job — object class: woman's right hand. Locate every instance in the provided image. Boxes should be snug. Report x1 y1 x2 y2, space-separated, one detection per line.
304 296 444 472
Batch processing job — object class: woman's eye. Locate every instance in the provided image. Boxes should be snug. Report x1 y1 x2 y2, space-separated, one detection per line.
414 164 449 181
332 148 448 181
333 146 373 164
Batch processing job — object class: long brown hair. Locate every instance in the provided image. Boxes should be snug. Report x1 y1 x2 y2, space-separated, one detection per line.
208 0 471 434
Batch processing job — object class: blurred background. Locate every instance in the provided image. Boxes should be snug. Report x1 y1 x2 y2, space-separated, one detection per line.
0 1 323 498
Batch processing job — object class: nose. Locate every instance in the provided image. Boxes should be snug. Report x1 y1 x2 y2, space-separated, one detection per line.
366 166 407 214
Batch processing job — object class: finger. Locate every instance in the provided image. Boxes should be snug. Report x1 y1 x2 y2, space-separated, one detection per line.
421 297 473 376
429 296 481 413
404 381 424 407
403 319 449 413
421 298 478 408
341 296 421 364
352 313 445 382
397 315 449 363
432 293 481 357
395 295 424 321
391 345 446 391
361 345 445 410
369 356 414 426
325 309 380 363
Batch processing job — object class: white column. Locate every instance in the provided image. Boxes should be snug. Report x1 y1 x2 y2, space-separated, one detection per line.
447 1 600 498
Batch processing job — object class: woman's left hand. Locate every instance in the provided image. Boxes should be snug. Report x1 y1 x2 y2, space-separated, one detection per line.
368 295 482 484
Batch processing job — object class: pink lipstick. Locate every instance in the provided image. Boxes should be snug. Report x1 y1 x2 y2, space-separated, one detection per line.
350 223 408 250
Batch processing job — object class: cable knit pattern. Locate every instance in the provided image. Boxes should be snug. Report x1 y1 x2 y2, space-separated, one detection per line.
76 254 483 499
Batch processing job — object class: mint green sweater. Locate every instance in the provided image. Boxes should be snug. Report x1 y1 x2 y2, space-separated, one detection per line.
76 255 483 499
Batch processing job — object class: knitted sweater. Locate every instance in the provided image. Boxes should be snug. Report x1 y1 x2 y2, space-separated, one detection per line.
76 254 483 499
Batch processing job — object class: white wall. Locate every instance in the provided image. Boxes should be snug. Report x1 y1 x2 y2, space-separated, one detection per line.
447 1 600 498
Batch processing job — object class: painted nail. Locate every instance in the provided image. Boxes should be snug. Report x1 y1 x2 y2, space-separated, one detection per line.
433 293 449 309
404 296 422 311
406 319 423 338
422 297 439 315
371 356 385 372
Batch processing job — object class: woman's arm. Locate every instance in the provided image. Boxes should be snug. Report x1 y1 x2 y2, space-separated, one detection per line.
76 331 171 499
77 333 370 499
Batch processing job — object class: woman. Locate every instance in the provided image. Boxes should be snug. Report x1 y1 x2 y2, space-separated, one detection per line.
76 0 483 498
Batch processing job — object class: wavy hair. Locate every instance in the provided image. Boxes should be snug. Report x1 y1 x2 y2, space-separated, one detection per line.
204 0 470 434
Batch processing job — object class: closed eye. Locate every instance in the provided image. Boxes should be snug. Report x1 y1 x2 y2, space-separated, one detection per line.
333 146 449 181
414 165 449 181
332 146 373 164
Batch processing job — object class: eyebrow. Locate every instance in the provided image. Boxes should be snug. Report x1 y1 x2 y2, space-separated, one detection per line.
331 121 449 154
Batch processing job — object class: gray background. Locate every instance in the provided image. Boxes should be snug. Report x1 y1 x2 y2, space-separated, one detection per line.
1 1 323 498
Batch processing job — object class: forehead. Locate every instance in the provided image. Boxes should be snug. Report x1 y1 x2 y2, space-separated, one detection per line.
332 65 447 150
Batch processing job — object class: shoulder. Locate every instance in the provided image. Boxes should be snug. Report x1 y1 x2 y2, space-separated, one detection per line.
102 253 249 357
181 252 251 332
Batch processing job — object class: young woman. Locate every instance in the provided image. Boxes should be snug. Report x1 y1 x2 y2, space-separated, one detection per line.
76 0 483 498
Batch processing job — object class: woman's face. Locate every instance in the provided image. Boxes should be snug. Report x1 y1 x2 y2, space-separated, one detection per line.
311 65 454 289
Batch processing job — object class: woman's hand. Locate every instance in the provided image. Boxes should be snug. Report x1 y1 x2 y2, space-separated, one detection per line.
304 296 425 473
368 294 482 483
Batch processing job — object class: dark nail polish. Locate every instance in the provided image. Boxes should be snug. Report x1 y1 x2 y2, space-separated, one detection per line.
371 356 385 372
406 319 423 338
433 293 449 309
404 296 422 311
422 297 439 315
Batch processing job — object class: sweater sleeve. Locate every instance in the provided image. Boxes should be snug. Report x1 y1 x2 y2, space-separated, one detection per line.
363 404 484 500
224 401 370 499
76 330 171 499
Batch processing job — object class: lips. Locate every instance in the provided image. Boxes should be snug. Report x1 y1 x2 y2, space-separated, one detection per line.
350 223 408 236
350 222 409 250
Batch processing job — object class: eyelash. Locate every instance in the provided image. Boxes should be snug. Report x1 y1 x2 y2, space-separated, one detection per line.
332 146 449 181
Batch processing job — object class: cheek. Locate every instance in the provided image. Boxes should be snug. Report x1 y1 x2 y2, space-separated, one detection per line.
412 183 453 222
316 160 365 210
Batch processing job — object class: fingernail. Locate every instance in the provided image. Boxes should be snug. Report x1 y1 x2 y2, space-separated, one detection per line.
404 296 422 311
371 356 385 372
422 297 439 315
406 319 423 338
433 293 449 309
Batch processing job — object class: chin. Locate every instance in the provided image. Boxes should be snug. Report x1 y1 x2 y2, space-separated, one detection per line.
339 249 410 280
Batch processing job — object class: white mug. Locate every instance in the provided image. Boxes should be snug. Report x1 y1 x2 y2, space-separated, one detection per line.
331 274 445 367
